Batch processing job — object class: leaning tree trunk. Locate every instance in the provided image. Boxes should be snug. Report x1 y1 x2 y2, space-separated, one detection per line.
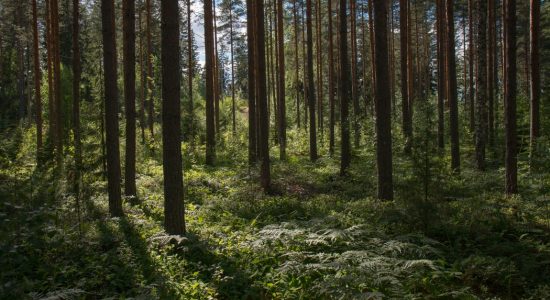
101 0 123 217
161 0 186 235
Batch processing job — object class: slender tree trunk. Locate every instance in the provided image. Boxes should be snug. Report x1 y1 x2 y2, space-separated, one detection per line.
16 4 26 122
368 0 375 116
504 0 517 194
161 0 186 234
306 0 317 161
529 0 540 161
277 0 286 160
254 0 271 191
205 0 216 165
138 6 146 143
328 0 335 156
230 0 236 135
213 0 220 136
350 0 359 148
51 0 63 166
316 0 323 135
468 0 474 132
123 0 137 199
474 0 487 171
247 0 257 164
293 0 300 129
146 0 154 138
339 0 350 175
436 0 446 149
46 0 55 150
447 0 460 172
399 0 411 154
72 0 82 215
101 0 123 217
187 0 194 145
488 0 496 148
302 3 308 128
32 0 43 159
373 0 393 200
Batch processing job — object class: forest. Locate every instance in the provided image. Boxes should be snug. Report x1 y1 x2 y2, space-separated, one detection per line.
0 0 549 298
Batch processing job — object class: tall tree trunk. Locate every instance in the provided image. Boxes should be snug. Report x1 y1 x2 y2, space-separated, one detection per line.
488 0 496 148
447 0 460 172
16 4 26 121
146 0 154 138
101 0 123 217
229 0 236 135
306 0 317 161
293 0 300 129
504 0 517 194
72 0 83 216
339 0 350 175
123 0 137 199
138 6 146 143
316 0 323 135
468 0 474 132
474 0 487 171
254 0 271 191
46 0 55 150
302 2 308 128
205 0 216 165
350 0 359 148
213 0 220 136
529 0 540 161
277 0 286 160
328 0 335 156
51 0 63 166
373 0 393 200
436 0 446 149
187 0 194 145
247 0 257 164
161 0 186 235
399 0 411 154
32 0 43 159
368 0 375 116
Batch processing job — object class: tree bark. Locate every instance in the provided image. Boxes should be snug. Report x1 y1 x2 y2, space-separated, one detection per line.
123 0 137 199
161 0 186 235
72 0 83 209
474 0 487 171
328 0 335 156
350 0 359 148
504 0 517 194
436 0 446 149
101 0 123 217
187 0 194 145
146 0 154 138
447 0 460 172
529 0 540 160
205 0 216 165
32 0 43 159
277 0 286 160
247 0 257 164
306 0 317 161
373 0 393 200
339 0 350 175
399 0 411 154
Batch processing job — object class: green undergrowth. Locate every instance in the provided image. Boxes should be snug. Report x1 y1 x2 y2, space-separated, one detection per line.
1 126 550 299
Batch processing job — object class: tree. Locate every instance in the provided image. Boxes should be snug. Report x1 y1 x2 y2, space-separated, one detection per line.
327 0 335 156
474 0 487 171
529 0 540 161
32 0 43 161
161 0 186 234
205 0 216 165
146 0 154 138
254 0 271 191
277 0 286 160
72 0 82 209
350 0 359 148
436 0 445 149
399 0 412 154
373 0 393 200
504 0 517 194
123 0 137 199
339 0 350 175
101 0 123 217
247 0 257 165
446 0 460 172
187 0 195 145
306 0 317 161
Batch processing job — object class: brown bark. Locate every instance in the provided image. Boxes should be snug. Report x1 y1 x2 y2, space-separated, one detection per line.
187 0 194 145
247 0 257 164
32 0 43 158
161 0 186 234
436 0 446 149
399 0 411 154
504 0 517 194
373 0 393 200
488 0 496 148
123 0 137 199
101 0 123 216
306 0 317 161
339 0 350 175
72 0 82 209
205 0 216 165
350 0 359 148
277 0 286 160
529 0 540 159
328 0 335 156
474 0 487 171
146 0 154 138
447 0 460 172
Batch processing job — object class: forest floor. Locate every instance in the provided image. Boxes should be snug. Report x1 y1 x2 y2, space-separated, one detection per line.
1 126 550 299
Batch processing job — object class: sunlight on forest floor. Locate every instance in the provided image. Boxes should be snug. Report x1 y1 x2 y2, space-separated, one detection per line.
1 126 550 299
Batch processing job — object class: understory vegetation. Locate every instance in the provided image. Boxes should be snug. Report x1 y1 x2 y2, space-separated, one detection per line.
1 118 549 299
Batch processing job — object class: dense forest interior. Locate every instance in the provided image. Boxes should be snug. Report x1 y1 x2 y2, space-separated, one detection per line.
1 0 550 298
